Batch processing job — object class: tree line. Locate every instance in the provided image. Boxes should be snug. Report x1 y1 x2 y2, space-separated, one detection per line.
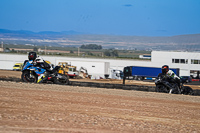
80 44 102 50
3 44 119 57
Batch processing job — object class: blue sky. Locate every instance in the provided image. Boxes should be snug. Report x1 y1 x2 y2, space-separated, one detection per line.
0 0 200 36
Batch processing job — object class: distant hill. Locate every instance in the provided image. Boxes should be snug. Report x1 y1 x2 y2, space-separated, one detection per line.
0 29 82 38
0 29 200 51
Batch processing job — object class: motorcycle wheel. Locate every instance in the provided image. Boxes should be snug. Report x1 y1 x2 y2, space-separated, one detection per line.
155 85 169 93
21 71 37 83
171 84 181 94
182 86 194 95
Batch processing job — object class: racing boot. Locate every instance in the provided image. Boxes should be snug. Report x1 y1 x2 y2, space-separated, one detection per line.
37 72 48 83
169 88 174 94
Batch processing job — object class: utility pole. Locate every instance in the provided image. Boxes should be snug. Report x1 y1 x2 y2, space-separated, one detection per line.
78 47 80 56
45 45 46 55
1 42 3 49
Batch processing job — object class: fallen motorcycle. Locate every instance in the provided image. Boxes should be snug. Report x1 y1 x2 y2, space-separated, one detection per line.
155 76 194 95
21 60 69 85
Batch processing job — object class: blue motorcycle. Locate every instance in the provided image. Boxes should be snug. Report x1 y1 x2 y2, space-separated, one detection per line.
21 60 69 84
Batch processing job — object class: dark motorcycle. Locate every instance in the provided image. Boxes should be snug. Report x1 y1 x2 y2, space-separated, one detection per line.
155 76 194 95
21 60 69 85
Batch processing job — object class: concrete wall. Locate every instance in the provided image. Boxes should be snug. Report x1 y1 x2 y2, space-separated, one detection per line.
55 59 110 78
0 53 112 78
1 51 200 77
0 54 27 70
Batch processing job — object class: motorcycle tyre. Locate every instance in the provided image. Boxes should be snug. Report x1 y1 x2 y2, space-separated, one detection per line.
182 86 194 95
21 71 37 83
171 84 181 94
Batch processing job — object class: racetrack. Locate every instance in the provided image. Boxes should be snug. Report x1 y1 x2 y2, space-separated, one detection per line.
0 70 200 132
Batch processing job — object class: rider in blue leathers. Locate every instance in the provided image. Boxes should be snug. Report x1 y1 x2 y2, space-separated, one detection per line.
25 52 52 83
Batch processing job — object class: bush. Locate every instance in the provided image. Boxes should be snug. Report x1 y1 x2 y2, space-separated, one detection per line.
104 50 118 57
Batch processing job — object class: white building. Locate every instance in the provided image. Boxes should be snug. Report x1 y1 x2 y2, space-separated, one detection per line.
0 51 200 78
151 51 200 78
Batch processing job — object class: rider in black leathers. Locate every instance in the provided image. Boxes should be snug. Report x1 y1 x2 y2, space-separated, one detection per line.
158 65 181 93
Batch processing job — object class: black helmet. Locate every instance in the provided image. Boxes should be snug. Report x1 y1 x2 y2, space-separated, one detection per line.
162 65 169 74
28 51 37 60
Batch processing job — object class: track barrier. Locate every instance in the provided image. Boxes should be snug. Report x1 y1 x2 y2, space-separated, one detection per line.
0 77 199 96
